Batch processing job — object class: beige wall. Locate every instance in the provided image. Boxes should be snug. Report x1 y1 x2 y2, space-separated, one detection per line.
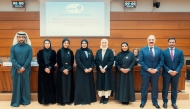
0 0 190 12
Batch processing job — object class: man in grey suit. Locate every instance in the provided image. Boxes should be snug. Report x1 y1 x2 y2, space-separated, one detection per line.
139 35 164 109
162 38 184 109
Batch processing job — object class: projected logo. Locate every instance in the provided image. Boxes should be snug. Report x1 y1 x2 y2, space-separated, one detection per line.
66 4 84 13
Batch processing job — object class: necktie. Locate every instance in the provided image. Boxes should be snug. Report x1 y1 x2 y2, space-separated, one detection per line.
170 48 174 61
150 47 154 59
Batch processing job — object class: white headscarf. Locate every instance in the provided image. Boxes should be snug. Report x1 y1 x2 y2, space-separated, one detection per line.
100 38 108 50
12 31 31 46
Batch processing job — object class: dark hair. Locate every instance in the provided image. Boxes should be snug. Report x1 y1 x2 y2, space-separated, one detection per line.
168 38 176 42
133 48 139 52
133 48 139 56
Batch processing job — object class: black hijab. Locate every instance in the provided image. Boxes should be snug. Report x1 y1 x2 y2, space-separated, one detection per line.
116 42 130 65
62 38 70 50
80 39 89 51
43 39 52 65
61 38 71 65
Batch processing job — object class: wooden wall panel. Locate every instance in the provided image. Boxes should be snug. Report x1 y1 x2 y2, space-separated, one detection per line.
118 30 190 38
0 48 7 56
0 12 39 21
110 12 190 21
178 21 190 29
110 30 123 38
1 12 190 21
162 30 190 38
0 30 40 39
11 21 39 29
1 21 190 30
0 21 12 29
0 40 12 47
0 12 190 57
1 30 190 39
111 21 190 29
0 21 39 30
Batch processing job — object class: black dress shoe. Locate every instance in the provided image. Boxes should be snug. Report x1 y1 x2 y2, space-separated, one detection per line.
81 102 86 105
153 104 160 109
100 96 105 103
163 103 167 108
125 101 129 105
140 103 145 108
122 102 129 105
172 104 178 109
103 98 109 104
67 102 72 105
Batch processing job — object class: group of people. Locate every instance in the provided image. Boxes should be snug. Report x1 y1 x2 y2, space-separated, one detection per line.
10 32 184 109
139 35 184 109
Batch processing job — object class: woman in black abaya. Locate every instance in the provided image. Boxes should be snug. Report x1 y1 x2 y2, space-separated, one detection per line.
74 39 97 105
37 39 56 105
115 42 136 105
56 38 74 106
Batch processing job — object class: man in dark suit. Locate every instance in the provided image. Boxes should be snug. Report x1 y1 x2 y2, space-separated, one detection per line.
139 35 164 109
162 38 184 109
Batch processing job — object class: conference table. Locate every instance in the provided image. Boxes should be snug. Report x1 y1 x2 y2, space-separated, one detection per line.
0 65 186 92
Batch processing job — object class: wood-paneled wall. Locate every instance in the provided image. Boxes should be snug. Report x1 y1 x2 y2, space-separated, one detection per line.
0 12 190 57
